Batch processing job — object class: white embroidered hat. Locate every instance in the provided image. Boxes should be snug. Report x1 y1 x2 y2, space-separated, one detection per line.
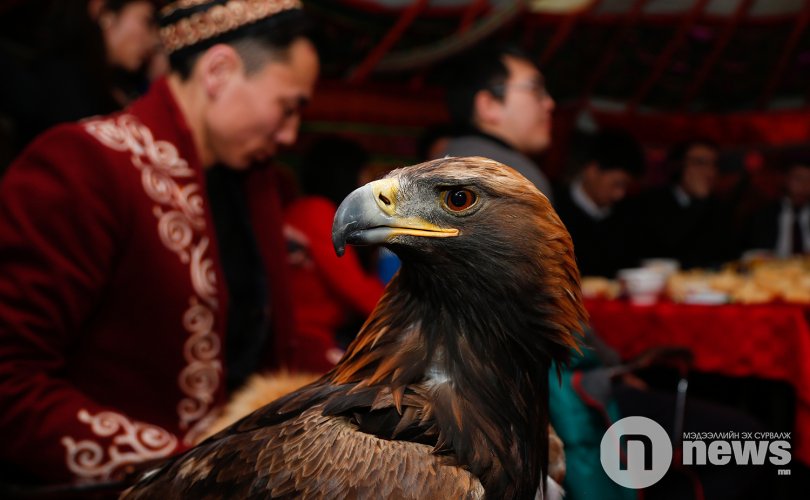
158 0 303 55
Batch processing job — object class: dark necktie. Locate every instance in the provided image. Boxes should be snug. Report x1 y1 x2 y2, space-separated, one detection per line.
793 208 804 255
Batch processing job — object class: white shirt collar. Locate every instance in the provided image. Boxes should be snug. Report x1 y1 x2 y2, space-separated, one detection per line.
571 179 612 221
776 198 810 257
673 186 691 207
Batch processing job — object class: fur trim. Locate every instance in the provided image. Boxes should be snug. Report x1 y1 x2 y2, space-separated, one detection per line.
196 371 320 443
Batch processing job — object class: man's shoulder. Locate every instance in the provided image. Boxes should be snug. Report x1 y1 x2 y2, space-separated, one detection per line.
634 185 676 208
552 183 575 208
27 121 95 146
7 113 157 189
552 185 589 221
443 134 553 195
444 134 495 152
744 199 782 225
444 135 524 165
14 121 108 169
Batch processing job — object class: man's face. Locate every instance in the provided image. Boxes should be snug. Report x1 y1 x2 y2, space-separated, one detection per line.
496 56 555 155
102 1 157 72
679 144 718 199
583 164 633 209
205 38 319 169
786 164 810 207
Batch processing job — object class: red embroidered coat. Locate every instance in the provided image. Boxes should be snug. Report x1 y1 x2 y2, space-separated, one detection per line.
0 79 297 483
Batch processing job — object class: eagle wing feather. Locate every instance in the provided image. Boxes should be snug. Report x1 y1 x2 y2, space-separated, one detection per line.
122 404 484 499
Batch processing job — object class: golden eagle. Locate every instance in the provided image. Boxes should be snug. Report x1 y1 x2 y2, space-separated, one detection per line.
123 157 585 499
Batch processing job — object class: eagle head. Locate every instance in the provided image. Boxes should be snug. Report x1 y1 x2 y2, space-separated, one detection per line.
333 156 584 362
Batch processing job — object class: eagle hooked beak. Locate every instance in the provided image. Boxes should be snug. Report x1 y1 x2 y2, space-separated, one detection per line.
332 178 459 256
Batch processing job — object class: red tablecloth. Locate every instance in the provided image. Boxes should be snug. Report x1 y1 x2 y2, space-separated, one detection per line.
585 298 810 466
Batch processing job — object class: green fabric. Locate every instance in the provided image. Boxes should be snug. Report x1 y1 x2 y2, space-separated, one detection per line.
549 350 635 500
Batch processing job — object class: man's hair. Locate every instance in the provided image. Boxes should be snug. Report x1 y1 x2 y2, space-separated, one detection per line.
164 9 313 80
445 45 538 127
779 147 810 172
105 0 153 12
667 138 718 165
584 129 645 178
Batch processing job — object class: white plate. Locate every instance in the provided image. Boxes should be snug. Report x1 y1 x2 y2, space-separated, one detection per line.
682 291 729 305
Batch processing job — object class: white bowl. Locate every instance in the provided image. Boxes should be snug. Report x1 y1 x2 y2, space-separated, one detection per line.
617 268 667 306
641 258 680 277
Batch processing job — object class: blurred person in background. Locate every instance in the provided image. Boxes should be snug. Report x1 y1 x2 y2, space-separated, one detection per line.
441 45 555 202
0 0 317 487
416 123 461 161
634 138 738 269
742 152 810 257
283 136 385 372
554 128 645 278
0 0 159 168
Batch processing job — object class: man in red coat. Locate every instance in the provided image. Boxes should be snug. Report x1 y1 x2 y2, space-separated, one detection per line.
0 0 318 485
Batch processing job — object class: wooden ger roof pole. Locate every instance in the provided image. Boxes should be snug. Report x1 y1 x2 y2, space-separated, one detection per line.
628 0 710 112
409 0 488 88
758 1 810 109
348 0 429 84
458 0 489 34
579 0 646 107
539 0 603 67
680 0 754 111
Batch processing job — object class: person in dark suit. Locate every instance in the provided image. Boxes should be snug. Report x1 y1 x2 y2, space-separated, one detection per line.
742 154 810 257
634 139 737 269
554 129 645 278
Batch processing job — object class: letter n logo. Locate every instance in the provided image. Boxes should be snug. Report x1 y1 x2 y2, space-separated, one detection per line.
601 416 673 489
619 434 653 470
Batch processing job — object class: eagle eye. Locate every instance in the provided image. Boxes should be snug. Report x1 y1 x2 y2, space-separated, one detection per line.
443 189 477 212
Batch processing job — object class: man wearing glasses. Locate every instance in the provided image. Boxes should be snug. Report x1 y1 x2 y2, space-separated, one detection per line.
442 46 556 203
634 138 737 269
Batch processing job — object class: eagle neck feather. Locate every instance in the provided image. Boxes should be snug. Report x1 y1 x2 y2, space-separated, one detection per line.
331 260 570 499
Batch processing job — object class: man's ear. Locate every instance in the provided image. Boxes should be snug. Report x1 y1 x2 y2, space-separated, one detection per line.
473 89 503 127
197 44 243 99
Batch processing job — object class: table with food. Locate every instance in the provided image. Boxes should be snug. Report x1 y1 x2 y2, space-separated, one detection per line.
581 257 810 466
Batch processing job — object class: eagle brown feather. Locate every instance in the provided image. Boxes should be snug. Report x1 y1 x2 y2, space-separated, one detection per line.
122 157 585 500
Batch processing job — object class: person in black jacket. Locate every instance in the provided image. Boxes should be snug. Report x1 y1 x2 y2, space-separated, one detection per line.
634 139 737 269
554 129 645 278
742 153 810 257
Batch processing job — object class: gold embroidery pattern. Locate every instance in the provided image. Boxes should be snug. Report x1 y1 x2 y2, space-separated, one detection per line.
160 0 302 54
84 115 221 437
177 298 222 425
61 409 177 481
